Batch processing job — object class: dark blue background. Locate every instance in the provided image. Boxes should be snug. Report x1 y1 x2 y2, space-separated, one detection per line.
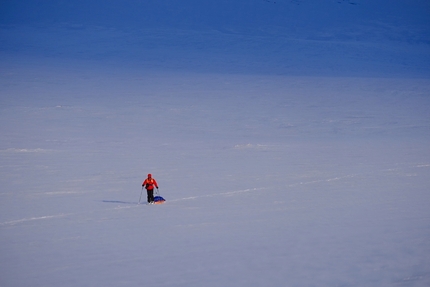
1 0 429 76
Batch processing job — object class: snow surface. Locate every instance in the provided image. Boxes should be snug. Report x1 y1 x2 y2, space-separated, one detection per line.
1 1 430 286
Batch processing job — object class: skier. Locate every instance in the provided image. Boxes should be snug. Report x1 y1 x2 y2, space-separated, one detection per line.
142 174 158 204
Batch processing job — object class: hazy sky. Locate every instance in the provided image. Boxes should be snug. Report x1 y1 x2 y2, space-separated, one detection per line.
1 1 429 76
1 0 429 31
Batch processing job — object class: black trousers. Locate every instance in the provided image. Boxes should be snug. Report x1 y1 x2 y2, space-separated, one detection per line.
147 189 154 203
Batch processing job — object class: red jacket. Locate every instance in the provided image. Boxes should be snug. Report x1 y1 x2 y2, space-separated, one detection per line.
143 178 158 190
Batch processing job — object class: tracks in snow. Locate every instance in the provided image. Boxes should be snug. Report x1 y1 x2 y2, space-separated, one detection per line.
1 163 428 227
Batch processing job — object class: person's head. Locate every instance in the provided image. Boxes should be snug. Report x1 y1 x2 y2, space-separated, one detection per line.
148 173 152 178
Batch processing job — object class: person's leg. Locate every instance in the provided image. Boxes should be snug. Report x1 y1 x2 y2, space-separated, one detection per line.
147 189 154 203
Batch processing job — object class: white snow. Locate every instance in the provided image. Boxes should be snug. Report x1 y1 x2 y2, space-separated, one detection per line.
1 1 430 286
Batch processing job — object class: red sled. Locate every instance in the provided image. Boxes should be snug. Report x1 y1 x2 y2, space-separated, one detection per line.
154 196 166 204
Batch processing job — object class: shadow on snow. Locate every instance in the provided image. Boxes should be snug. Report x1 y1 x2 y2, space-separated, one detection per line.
102 200 137 205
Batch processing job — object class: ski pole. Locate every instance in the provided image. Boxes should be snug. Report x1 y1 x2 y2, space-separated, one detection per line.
138 187 143 204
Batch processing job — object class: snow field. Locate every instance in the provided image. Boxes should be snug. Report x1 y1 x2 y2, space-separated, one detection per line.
1 0 430 285
1 67 430 286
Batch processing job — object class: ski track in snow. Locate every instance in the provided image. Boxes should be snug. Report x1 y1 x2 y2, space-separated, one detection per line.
2 163 428 227
0 214 70 226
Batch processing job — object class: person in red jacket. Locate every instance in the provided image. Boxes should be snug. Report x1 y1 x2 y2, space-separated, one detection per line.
142 174 158 204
